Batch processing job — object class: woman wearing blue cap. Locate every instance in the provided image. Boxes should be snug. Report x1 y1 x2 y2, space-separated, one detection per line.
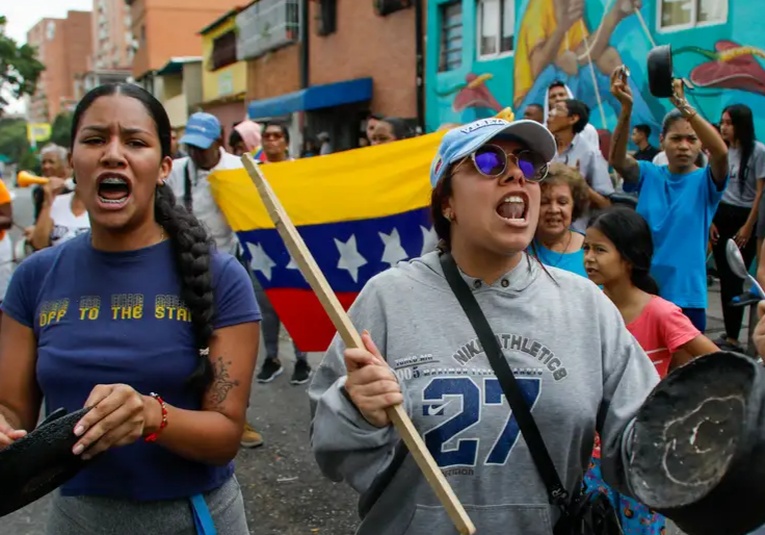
308 117 660 534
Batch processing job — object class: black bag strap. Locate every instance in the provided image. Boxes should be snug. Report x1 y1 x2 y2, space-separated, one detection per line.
183 162 193 213
439 252 570 510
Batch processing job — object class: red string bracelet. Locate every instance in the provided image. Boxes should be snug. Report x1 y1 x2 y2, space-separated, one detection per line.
144 392 168 443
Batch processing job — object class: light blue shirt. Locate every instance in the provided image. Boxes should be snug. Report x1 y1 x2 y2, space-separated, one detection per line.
635 161 726 309
533 234 587 279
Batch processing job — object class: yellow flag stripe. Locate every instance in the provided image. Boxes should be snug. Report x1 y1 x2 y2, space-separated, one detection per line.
207 130 445 231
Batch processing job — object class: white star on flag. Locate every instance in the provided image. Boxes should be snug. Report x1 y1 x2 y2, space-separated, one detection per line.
420 225 438 256
247 242 276 281
378 228 408 267
334 235 368 283
286 253 299 270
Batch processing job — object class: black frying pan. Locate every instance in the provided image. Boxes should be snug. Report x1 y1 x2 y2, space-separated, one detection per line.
647 44 675 98
0 407 91 517
627 351 765 535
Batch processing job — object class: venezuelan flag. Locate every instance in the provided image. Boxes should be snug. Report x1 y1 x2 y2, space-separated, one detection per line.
207 131 446 351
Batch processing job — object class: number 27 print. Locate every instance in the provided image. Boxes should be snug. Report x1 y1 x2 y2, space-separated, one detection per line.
421 376 542 468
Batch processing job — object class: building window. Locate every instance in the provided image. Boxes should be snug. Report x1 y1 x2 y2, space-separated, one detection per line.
439 1 463 72
210 30 238 70
658 0 728 31
477 0 514 58
236 0 300 61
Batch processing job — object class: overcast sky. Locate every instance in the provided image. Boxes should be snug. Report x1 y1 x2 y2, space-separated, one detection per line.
3 0 93 114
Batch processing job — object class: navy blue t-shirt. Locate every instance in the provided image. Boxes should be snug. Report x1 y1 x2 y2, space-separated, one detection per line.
2 233 261 501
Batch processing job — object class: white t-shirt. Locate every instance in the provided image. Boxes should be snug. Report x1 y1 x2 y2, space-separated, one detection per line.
49 192 91 247
166 150 239 255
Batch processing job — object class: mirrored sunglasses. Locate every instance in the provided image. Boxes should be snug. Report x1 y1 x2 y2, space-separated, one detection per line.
468 144 549 182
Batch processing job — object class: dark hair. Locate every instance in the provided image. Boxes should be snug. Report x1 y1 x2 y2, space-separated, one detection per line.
661 109 686 137
70 83 215 396
431 171 453 250
228 127 243 148
380 117 414 140
549 80 566 91
527 103 544 112
262 121 290 144
634 124 651 137
587 207 659 294
563 99 589 134
542 162 590 221
723 104 757 195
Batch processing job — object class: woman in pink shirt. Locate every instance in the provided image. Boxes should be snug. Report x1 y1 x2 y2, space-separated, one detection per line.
581 206 718 534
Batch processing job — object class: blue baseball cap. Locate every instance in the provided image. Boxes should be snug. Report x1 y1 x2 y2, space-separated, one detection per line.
430 118 557 187
180 112 222 149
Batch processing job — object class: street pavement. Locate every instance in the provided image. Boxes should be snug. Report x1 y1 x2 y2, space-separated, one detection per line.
0 185 747 534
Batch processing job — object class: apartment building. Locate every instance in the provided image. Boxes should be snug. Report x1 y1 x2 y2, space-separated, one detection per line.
76 0 134 99
26 11 93 123
125 0 241 94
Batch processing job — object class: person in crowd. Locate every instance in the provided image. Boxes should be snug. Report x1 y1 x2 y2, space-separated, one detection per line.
583 206 718 534
369 118 415 146
709 104 765 350
170 128 187 159
32 144 73 222
365 113 383 143
318 132 333 155
532 162 589 276
166 112 265 449
631 124 660 162
29 170 89 251
544 81 601 149
609 68 728 332
522 103 544 123
228 120 266 163
0 178 13 318
254 122 312 386
0 83 260 533
308 117 660 534
547 98 613 230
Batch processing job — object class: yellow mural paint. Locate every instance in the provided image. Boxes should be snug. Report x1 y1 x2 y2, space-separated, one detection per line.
718 46 765 62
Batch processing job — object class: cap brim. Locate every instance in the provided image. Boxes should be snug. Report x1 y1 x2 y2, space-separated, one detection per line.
180 134 214 150
454 120 557 164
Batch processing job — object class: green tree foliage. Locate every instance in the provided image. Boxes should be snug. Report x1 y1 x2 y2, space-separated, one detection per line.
48 111 73 148
0 117 38 172
0 15 45 114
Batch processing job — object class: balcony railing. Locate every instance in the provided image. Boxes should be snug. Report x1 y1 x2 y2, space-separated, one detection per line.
236 0 300 61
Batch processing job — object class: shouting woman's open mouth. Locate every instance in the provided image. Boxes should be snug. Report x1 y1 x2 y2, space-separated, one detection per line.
495 193 529 228
96 172 132 209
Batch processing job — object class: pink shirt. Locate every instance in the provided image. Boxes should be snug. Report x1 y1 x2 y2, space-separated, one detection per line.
593 296 699 458
626 295 700 379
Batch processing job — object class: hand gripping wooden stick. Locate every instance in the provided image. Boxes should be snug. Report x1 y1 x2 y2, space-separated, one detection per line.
241 155 476 535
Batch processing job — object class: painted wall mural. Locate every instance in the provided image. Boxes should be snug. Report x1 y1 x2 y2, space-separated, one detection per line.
426 0 765 146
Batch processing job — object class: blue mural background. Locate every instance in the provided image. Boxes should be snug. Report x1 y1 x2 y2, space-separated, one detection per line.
426 0 765 147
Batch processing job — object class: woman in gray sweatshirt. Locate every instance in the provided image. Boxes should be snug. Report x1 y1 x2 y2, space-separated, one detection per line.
308 117 660 535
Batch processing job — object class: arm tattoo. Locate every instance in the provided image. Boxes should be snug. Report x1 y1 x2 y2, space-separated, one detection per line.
208 356 240 408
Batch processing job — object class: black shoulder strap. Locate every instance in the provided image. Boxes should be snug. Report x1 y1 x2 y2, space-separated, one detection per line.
439 252 570 510
183 161 193 213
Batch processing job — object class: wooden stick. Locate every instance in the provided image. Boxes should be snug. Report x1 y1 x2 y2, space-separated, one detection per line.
241 155 476 535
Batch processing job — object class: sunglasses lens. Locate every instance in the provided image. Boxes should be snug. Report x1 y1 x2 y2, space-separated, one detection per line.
473 147 505 176
517 157 536 178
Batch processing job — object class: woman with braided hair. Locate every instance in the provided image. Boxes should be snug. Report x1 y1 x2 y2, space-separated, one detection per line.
0 83 260 534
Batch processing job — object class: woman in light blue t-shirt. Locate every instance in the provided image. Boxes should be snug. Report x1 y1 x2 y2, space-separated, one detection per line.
533 162 589 278
609 70 729 333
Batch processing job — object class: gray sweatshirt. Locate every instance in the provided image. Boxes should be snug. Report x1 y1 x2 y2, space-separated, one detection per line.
308 251 659 535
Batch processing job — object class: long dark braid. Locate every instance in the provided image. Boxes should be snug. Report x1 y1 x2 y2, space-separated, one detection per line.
70 82 217 397
154 185 216 395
